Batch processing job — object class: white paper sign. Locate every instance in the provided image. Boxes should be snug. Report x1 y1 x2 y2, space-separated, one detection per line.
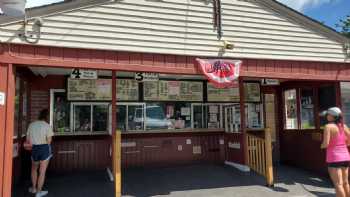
262 79 279 86
0 92 5 106
181 107 191 116
13 143 19 158
71 69 98 79
135 72 159 82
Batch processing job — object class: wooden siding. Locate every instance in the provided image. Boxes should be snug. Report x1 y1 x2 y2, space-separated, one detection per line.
0 0 348 63
122 132 225 168
2 44 350 81
0 64 15 197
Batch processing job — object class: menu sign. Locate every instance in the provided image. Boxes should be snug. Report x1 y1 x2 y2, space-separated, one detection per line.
68 79 112 101
144 80 203 101
68 79 139 101
117 79 139 101
244 83 261 102
207 84 239 102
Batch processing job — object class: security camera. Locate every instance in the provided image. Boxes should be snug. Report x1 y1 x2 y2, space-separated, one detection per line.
33 17 44 27
223 40 234 50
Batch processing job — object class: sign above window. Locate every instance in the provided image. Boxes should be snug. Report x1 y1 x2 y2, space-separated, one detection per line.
135 72 159 82
67 79 112 101
196 58 241 88
144 80 203 101
71 69 98 79
261 79 280 86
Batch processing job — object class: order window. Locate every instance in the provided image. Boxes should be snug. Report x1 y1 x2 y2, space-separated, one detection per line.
71 103 110 133
300 88 315 129
284 89 298 129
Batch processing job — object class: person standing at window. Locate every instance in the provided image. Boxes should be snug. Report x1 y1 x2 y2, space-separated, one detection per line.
321 107 350 197
25 109 54 197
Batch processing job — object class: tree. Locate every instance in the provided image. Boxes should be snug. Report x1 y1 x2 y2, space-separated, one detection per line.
337 15 350 38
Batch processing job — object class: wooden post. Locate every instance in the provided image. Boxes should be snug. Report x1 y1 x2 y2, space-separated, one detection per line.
265 128 274 187
114 130 121 197
0 63 15 197
239 78 248 165
111 71 121 197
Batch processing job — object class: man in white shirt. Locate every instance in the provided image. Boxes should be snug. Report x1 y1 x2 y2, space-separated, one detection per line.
26 109 54 197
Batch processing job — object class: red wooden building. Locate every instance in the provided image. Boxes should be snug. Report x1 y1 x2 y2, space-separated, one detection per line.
1 0 350 196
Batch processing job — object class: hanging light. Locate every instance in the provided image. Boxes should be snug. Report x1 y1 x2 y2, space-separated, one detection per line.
0 0 26 17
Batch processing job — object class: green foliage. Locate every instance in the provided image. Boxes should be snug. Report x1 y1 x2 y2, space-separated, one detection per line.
337 15 350 38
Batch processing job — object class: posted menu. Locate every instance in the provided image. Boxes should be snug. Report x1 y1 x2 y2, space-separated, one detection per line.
144 80 203 101
67 78 139 101
207 83 240 102
68 78 112 101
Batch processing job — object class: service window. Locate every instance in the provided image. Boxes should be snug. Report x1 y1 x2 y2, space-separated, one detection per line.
72 103 110 133
192 104 222 129
51 90 71 133
145 103 172 130
319 85 336 127
284 89 298 129
300 88 315 129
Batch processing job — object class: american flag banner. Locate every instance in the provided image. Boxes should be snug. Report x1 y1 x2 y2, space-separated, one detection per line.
196 58 242 88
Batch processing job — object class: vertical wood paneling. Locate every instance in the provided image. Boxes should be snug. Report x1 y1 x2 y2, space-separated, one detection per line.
3 64 15 197
141 53 154 66
77 49 91 62
117 52 130 65
63 48 78 62
121 133 225 168
0 64 8 196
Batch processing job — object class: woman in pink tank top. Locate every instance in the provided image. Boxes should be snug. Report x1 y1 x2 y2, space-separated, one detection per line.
321 107 350 197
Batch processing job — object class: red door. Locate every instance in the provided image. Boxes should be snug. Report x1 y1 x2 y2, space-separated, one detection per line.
223 105 246 167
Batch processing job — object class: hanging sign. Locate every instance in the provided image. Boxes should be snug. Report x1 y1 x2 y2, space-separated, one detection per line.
0 92 5 106
261 79 279 86
71 69 98 79
196 58 241 88
135 72 159 82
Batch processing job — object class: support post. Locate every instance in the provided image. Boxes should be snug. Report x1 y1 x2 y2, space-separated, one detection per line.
265 128 274 187
111 71 121 197
0 63 15 197
239 78 248 165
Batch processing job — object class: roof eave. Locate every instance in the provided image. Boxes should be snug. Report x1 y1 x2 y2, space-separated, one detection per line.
259 0 350 44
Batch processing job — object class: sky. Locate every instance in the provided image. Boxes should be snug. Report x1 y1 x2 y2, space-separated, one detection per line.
4 0 350 31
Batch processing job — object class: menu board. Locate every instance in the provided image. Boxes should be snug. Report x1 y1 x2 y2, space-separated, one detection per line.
68 78 139 101
144 80 203 101
117 79 139 101
244 83 261 102
68 78 112 101
207 84 240 102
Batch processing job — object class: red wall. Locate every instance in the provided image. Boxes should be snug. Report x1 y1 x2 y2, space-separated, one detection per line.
122 132 225 168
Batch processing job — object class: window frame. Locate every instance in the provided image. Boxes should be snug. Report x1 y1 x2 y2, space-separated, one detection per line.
70 102 110 134
299 88 317 130
115 102 146 132
282 82 338 131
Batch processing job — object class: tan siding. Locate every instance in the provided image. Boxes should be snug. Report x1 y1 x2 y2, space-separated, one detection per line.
0 0 347 62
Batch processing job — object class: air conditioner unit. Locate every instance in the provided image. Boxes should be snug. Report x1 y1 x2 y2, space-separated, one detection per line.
0 0 26 17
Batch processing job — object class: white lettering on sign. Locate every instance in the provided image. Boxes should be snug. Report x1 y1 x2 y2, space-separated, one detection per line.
71 69 98 79
135 72 159 82
0 92 5 106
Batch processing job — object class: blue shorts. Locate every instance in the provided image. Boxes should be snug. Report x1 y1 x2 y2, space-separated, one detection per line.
32 144 52 162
